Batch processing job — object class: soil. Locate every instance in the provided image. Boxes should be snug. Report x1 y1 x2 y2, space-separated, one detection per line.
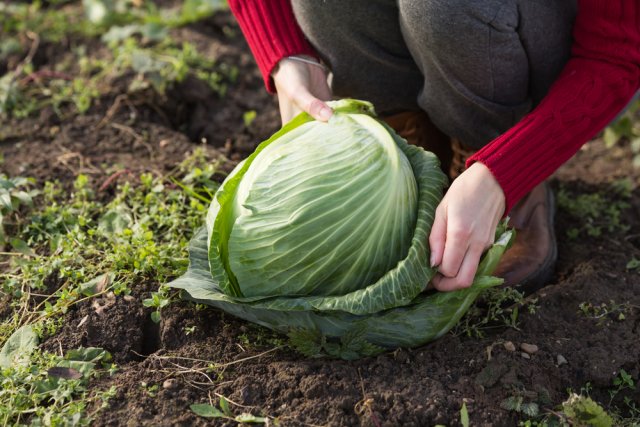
2 7 640 427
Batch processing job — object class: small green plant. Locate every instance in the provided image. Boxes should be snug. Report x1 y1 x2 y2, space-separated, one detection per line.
627 257 640 271
557 181 631 238
0 150 220 341
562 394 614 427
0 346 116 426
578 300 633 325
0 174 38 248
142 286 172 323
140 382 160 397
502 395 540 418
0 0 235 119
190 395 268 424
609 369 635 406
454 287 537 338
460 402 470 427
603 99 640 168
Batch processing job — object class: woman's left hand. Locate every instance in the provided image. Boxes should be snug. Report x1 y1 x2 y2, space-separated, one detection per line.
428 162 506 291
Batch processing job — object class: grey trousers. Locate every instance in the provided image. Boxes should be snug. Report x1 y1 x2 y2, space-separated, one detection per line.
291 0 577 148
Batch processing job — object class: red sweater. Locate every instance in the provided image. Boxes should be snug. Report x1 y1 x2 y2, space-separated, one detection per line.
229 0 640 212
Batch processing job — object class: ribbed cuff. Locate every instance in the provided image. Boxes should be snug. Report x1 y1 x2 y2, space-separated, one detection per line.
229 0 319 93
467 59 639 214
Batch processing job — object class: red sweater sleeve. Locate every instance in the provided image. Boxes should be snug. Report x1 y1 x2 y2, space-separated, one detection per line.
468 0 640 213
228 0 319 93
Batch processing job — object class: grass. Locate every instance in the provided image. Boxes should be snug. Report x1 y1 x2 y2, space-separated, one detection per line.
0 148 222 425
0 0 235 120
556 179 632 239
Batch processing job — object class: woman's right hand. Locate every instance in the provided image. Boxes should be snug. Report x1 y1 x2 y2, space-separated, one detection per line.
272 56 333 125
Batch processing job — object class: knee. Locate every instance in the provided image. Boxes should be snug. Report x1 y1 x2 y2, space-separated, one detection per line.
399 0 518 47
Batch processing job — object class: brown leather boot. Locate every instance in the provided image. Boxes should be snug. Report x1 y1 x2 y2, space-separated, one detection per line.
382 111 452 173
450 138 476 180
493 182 557 294
447 138 557 294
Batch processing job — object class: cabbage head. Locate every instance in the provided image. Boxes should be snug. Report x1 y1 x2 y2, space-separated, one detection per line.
169 99 513 359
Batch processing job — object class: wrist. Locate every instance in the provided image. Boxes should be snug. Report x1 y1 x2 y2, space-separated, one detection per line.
272 55 329 78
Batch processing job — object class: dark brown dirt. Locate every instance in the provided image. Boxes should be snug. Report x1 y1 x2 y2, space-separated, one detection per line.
2 8 640 427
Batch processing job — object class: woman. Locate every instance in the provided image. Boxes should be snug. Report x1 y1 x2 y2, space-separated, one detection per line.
228 0 640 293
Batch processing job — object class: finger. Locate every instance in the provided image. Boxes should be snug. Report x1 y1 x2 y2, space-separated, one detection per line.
277 95 301 125
428 205 447 268
437 223 470 278
432 243 484 291
291 86 333 122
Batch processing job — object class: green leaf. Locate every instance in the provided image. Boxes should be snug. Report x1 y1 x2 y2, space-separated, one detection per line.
150 311 161 323
79 273 114 297
101 24 139 43
0 190 12 210
521 402 539 417
98 205 132 234
460 402 470 427
603 127 620 148
243 110 257 127
190 403 225 418
10 238 34 256
219 396 232 417
288 329 324 358
130 50 164 74
66 347 112 363
169 227 505 358
627 257 640 271
562 394 613 427
82 0 113 24
11 190 33 206
0 324 38 368
139 23 168 41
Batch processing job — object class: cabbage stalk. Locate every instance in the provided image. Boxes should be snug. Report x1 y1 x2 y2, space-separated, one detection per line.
169 99 513 359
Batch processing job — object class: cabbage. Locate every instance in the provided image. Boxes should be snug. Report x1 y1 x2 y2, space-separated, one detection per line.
169 99 513 359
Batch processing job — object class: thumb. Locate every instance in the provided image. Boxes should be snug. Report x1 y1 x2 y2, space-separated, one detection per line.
292 87 333 122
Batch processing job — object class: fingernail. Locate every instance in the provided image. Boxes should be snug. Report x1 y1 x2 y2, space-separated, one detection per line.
430 254 437 268
319 106 332 121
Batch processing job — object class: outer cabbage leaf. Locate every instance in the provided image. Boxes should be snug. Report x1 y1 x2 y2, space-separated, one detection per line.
169 226 512 356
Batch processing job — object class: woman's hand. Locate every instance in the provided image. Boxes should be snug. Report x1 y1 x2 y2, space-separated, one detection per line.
272 56 333 125
429 162 505 291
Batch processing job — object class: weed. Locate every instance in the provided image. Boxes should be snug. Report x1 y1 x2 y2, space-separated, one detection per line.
603 99 640 168
0 0 235 119
578 300 634 325
627 256 640 271
609 369 635 407
0 174 38 247
191 394 269 424
0 347 116 425
556 181 631 239
0 149 219 343
502 395 540 418
142 285 172 323
453 287 538 338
